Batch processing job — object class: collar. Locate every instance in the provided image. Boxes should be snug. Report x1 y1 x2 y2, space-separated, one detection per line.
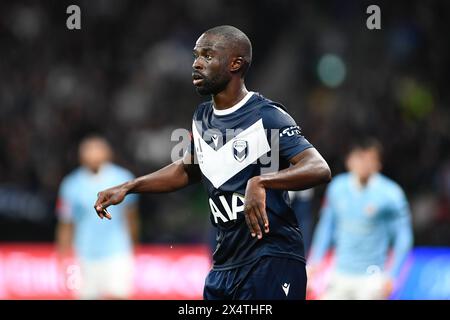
213 91 254 116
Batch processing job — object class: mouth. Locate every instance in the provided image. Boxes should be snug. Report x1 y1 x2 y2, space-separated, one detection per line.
192 73 204 86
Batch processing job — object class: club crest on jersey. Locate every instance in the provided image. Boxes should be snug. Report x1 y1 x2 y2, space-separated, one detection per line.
232 140 248 162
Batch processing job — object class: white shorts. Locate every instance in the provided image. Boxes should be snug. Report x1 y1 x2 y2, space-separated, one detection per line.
321 271 388 300
78 253 134 300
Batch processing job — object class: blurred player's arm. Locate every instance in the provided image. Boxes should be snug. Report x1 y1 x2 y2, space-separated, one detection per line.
56 221 74 257
384 188 413 297
244 147 331 238
55 184 75 258
308 190 336 269
126 204 140 245
95 151 200 219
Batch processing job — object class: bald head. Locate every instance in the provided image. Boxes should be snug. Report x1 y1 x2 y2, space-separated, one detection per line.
203 25 252 76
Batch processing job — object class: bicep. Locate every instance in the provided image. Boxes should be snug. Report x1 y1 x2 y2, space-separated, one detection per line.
182 150 202 184
289 147 328 166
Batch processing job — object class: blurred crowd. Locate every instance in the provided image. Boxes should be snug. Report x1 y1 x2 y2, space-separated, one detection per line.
0 0 449 246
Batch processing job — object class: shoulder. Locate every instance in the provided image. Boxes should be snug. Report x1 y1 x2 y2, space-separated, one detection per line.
192 101 212 120
376 174 407 201
107 163 135 180
255 95 299 129
257 96 290 117
328 173 350 190
59 168 82 192
324 173 350 200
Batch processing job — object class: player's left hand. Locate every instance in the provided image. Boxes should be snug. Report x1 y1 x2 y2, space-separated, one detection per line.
244 176 269 239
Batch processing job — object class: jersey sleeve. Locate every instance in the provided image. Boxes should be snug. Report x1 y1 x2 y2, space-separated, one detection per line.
56 177 75 223
261 104 313 161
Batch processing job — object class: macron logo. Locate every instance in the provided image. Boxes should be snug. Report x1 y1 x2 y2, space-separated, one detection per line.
282 283 290 296
212 134 219 148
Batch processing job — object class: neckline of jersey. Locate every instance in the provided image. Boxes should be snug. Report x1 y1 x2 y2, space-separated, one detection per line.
212 91 255 116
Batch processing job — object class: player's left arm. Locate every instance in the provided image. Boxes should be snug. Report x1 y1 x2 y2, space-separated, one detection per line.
244 147 331 239
126 204 140 245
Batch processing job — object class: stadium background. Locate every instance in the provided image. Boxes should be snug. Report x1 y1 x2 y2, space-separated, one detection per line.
0 0 449 299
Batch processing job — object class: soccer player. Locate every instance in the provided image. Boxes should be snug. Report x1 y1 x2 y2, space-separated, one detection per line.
308 138 413 300
56 136 139 299
94 25 331 300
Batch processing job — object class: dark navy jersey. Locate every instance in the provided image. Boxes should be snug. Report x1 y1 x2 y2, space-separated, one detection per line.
190 92 313 270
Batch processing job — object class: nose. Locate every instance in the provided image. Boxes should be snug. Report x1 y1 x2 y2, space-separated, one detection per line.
192 57 203 71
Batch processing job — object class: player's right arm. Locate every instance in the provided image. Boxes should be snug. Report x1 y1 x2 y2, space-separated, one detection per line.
55 177 76 258
94 151 200 219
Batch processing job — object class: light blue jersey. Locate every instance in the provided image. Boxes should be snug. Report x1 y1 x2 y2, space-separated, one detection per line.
57 163 137 261
309 173 413 277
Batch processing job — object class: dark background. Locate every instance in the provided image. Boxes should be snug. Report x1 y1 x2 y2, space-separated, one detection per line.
0 0 449 248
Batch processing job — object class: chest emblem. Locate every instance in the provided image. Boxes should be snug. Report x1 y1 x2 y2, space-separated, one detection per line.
365 204 377 217
233 140 248 162
192 118 271 188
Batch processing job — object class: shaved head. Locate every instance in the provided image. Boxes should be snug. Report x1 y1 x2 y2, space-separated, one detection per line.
203 25 252 77
192 25 252 96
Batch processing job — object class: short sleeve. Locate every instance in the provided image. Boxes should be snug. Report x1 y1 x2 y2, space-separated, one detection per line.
388 184 410 219
261 104 313 161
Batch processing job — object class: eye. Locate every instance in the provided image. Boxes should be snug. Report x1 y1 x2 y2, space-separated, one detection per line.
205 54 212 61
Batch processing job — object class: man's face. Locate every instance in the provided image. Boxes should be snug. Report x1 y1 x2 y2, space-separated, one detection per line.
192 33 232 96
79 140 111 173
346 147 381 181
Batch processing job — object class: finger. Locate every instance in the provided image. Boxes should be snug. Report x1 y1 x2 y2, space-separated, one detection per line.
253 203 264 226
255 206 268 233
94 196 113 220
244 211 256 237
94 203 105 219
94 195 105 218
257 204 269 233
95 199 113 215
248 208 263 239
102 208 112 220
94 193 110 218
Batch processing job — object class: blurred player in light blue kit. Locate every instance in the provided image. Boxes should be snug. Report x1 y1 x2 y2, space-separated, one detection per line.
56 136 139 299
308 138 413 299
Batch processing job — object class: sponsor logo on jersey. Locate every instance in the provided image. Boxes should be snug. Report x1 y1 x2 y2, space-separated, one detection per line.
280 125 301 137
209 193 245 224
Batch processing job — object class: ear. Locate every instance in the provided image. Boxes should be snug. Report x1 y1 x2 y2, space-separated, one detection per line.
230 57 244 73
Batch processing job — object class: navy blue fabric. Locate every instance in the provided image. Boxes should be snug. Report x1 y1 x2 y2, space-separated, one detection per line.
191 93 313 270
203 256 307 300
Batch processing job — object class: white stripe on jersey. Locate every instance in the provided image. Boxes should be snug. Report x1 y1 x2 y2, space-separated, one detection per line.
192 118 271 188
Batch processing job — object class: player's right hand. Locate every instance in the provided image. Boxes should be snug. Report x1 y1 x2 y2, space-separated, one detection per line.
94 186 127 220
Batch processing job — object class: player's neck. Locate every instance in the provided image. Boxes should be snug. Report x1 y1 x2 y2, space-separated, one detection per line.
212 80 248 110
355 173 376 188
358 177 369 187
